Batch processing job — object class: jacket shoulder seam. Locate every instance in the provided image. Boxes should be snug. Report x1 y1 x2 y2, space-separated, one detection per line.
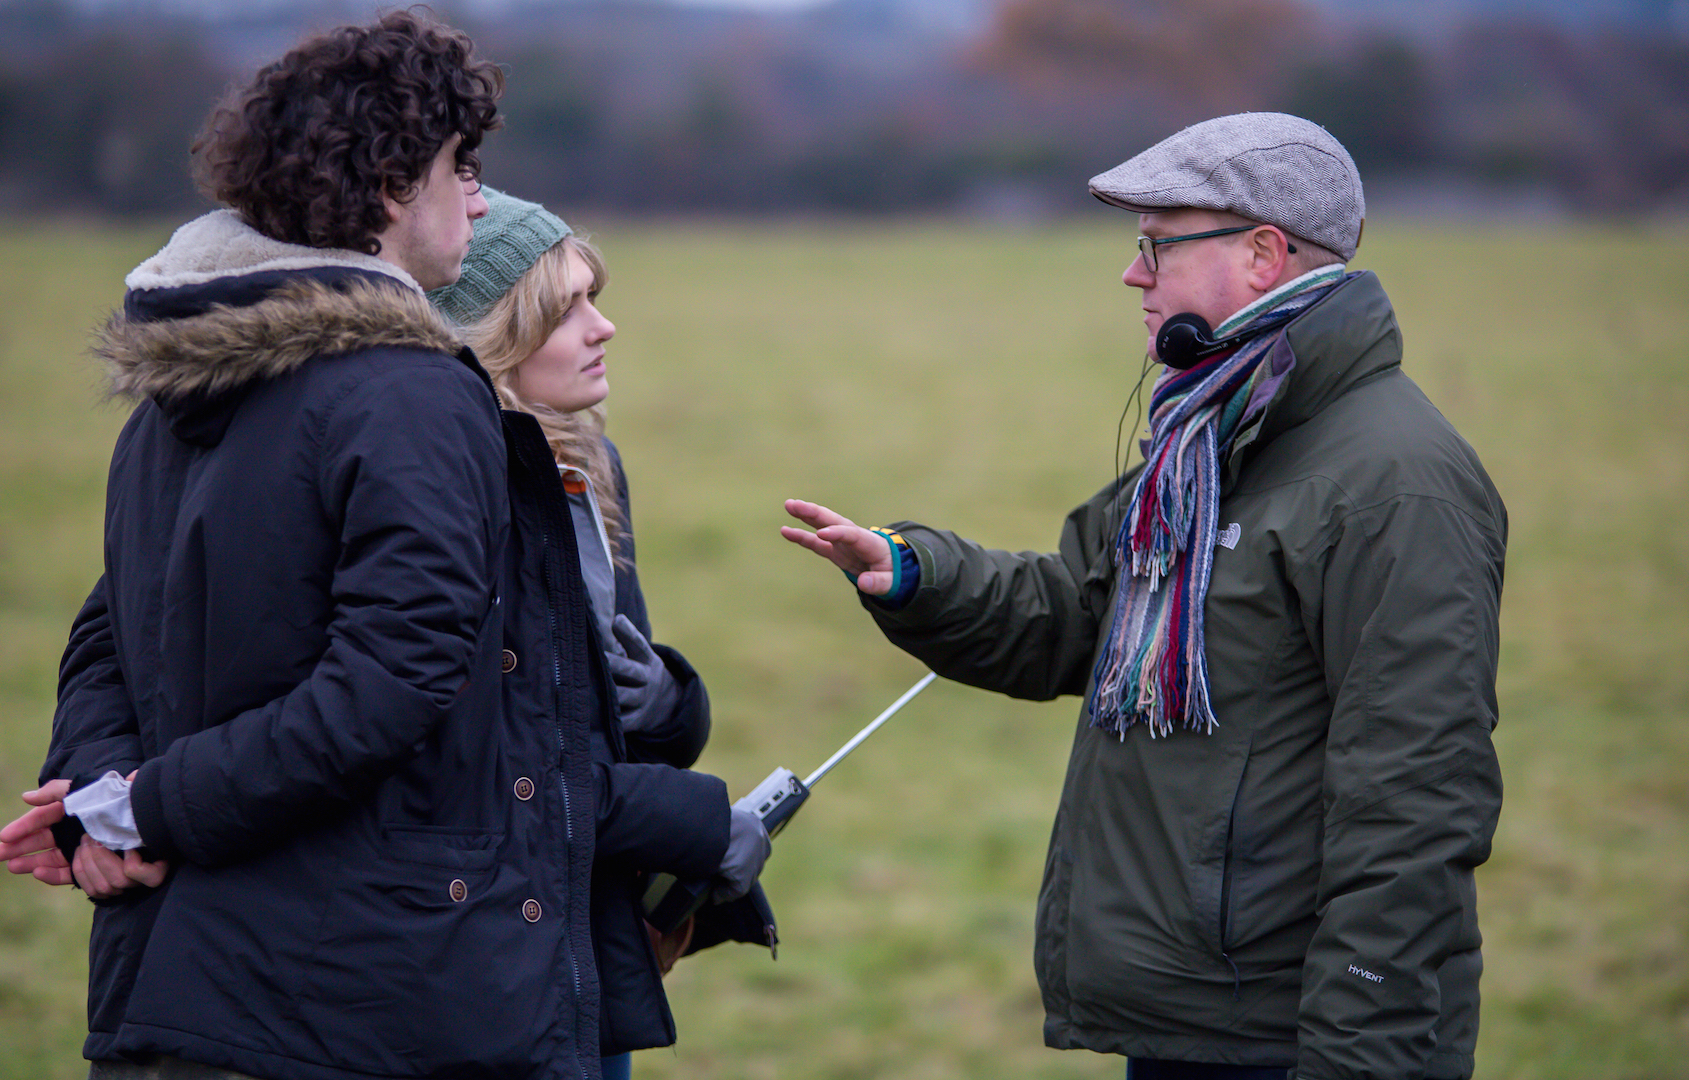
1286 488 1500 583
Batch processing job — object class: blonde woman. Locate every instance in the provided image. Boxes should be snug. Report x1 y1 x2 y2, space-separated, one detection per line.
429 189 772 1080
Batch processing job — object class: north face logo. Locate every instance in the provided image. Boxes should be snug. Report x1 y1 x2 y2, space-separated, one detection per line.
1217 523 1241 550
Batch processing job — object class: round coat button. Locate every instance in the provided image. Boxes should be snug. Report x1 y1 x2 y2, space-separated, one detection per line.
522 899 542 923
513 776 535 801
449 879 467 903
501 649 517 673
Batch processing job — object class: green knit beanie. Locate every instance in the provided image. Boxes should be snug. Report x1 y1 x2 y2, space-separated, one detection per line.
428 186 572 325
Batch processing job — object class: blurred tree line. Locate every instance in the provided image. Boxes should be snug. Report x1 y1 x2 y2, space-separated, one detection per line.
1 0 1684 218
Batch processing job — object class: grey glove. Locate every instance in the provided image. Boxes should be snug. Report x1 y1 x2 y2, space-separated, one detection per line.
605 613 682 734
712 805 771 903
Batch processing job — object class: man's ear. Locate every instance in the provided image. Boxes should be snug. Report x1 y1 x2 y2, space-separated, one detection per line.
380 187 405 224
1245 226 1294 291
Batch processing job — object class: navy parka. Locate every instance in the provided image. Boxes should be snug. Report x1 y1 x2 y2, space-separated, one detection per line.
45 212 604 1080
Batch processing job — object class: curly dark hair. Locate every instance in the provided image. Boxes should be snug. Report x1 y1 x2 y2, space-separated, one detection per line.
191 8 504 255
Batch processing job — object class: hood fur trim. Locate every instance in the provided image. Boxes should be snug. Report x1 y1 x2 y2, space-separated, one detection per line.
99 276 463 401
126 210 421 293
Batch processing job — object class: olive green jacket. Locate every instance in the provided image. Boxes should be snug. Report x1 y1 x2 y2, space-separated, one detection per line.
868 272 1505 1079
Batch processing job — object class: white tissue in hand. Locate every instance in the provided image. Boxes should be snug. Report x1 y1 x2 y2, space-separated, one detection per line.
62 771 143 851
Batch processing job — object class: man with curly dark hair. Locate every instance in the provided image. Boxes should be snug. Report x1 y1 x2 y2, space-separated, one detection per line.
190 6 502 275
0 10 607 1080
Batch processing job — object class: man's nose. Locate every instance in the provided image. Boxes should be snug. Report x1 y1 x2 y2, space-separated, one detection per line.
1122 253 1154 288
466 187 489 220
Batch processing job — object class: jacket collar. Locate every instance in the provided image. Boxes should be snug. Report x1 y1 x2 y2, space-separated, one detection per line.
1223 270 1402 483
124 209 420 296
99 211 468 446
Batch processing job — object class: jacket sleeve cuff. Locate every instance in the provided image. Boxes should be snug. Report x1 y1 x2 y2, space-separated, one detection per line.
871 528 921 610
128 759 182 864
48 814 87 871
858 533 941 624
841 528 920 609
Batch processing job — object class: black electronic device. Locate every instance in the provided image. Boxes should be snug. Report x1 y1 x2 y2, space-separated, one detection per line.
1154 309 1299 370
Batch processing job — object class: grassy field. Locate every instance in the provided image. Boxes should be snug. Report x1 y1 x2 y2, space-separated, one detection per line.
0 215 1685 1079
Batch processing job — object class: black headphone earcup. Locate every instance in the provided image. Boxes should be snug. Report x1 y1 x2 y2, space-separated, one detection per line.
1155 313 1213 370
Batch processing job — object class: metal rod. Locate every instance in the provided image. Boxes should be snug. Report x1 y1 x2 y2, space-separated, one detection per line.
804 671 938 789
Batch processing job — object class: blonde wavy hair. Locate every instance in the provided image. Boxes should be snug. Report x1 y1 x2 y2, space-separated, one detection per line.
458 236 628 562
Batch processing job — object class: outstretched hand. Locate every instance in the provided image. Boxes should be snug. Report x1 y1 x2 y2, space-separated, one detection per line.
780 499 896 596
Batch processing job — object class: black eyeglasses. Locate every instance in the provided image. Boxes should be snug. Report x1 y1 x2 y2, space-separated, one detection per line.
1135 226 1253 272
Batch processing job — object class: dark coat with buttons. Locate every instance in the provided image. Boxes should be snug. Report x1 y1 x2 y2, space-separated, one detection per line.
43 211 608 1080
500 425 734 1058
585 442 780 1055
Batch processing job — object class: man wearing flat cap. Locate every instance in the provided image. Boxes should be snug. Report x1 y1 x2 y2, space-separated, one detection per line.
785 112 1506 1080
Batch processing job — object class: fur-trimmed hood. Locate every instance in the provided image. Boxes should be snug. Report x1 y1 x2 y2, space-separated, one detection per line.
100 210 461 404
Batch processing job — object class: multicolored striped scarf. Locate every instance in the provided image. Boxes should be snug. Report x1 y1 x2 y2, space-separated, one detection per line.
1089 266 1347 738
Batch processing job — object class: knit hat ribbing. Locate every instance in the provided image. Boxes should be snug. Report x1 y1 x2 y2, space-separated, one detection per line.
427 186 571 325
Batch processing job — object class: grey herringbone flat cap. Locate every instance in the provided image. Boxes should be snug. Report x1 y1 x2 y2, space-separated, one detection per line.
1089 112 1365 260
428 186 571 325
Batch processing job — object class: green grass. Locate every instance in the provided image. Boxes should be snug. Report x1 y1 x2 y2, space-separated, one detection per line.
1 216 1685 1079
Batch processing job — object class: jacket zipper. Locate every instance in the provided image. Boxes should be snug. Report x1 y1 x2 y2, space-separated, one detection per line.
543 556 590 1080
1218 760 1246 1003
513 414 592 1080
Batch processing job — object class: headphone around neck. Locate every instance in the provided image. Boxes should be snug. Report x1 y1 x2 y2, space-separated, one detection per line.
1154 310 1299 371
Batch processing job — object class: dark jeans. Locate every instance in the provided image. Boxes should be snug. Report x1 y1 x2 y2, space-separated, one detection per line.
1127 1059 1292 1080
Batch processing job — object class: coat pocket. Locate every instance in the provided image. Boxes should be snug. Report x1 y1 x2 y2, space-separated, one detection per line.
298 831 563 1078
382 824 502 875
1199 743 1252 962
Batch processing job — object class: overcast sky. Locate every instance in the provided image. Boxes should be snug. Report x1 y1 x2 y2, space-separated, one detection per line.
667 0 826 7
54 0 1689 30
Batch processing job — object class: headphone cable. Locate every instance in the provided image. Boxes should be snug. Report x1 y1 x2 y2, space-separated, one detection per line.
1110 351 1155 542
